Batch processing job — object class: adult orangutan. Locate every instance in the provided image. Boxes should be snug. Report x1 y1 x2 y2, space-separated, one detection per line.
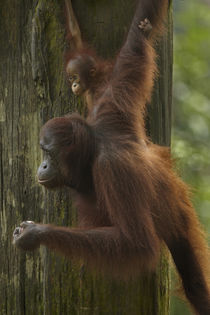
14 1 210 314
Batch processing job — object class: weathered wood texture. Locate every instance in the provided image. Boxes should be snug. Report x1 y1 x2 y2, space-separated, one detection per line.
0 0 172 314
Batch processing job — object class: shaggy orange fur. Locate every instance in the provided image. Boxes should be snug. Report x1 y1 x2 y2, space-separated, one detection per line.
14 1 210 314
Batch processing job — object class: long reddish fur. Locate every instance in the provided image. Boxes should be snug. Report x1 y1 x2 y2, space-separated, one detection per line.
21 0 210 314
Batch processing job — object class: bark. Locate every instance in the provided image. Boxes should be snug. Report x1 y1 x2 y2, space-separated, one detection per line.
0 0 172 314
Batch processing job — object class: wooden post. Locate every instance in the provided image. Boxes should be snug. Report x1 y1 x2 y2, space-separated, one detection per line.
0 1 172 314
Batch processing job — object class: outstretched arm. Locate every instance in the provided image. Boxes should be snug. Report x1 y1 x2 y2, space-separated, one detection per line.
13 221 158 276
106 0 168 116
120 0 168 56
65 0 83 50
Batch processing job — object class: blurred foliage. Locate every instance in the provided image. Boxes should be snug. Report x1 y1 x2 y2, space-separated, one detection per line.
171 0 210 314
173 0 210 229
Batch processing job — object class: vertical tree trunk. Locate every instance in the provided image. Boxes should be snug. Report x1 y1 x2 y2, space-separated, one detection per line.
0 1 172 314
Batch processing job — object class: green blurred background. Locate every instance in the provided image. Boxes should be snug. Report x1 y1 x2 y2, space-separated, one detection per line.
171 0 210 313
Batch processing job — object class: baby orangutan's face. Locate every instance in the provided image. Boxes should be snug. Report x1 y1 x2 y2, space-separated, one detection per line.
66 59 85 96
66 56 96 96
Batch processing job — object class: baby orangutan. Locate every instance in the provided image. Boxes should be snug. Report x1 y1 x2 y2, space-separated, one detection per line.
64 0 151 111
